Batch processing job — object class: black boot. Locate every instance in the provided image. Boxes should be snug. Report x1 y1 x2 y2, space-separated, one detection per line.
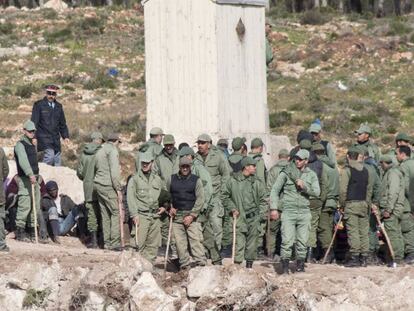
49 220 61 244
345 255 361 267
306 247 316 263
281 259 290 274
77 217 88 243
296 259 305 272
246 261 253 269
322 248 334 264
15 227 29 242
360 255 368 267
366 252 379 265
87 232 98 249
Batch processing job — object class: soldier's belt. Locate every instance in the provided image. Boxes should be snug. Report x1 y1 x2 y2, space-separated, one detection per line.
138 210 157 216
245 211 258 219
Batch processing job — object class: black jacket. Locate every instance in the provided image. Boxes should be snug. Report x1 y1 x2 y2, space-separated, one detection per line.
41 193 76 217
31 97 69 152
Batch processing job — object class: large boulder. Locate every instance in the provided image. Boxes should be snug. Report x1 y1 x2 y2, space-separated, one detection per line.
43 0 68 11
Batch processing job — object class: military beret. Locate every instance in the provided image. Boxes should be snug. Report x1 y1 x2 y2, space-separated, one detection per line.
197 133 212 143
395 132 411 142
278 148 290 157
295 149 310 160
232 137 246 150
251 137 264 148
379 154 393 163
299 139 312 150
163 134 175 145
309 123 322 133
90 131 103 141
311 143 325 152
23 120 36 131
179 146 195 157
217 138 228 146
347 145 364 155
241 156 257 168
179 157 192 166
150 127 164 136
139 152 154 163
355 123 372 135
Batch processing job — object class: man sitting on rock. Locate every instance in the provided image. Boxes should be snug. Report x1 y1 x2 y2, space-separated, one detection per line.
41 180 87 244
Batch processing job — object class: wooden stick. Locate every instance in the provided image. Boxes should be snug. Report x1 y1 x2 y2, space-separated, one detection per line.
118 198 125 249
231 214 237 264
373 207 396 265
321 213 343 264
164 215 173 272
31 183 38 244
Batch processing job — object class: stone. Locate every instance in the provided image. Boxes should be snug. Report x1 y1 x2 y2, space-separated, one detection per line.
130 272 175 311
4 6 18 13
187 266 224 298
84 291 106 311
226 266 265 294
43 0 68 11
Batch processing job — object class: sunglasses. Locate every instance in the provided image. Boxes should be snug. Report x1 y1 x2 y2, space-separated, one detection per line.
197 141 208 145
27 130 36 133
46 91 57 96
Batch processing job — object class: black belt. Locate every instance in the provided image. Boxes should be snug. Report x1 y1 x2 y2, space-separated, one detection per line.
245 211 258 219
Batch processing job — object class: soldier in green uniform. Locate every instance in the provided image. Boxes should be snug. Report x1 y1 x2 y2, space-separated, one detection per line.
216 138 230 159
395 146 414 264
266 148 290 259
312 143 339 262
378 155 405 264
249 138 267 184
354 123 381 166
135 127 164 171
127 152 163 264
14 120 42 242
270 149 320 274
228 137 247 173
152 134 179 249
179 146 221 264
0 146 9 251
223 156 268 268
195 134 230 251
169 157 206 269
340 146 374 267
309 123 337 168
77 132 103 248
94 133 123 250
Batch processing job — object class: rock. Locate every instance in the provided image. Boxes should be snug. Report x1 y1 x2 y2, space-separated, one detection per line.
43 0 68 12
276 61 305 79
4 6 18 13
0 287 26 311
226 266 265 294
187 266 224 298
179 301 196 311
392 51 413 62
130 272 175 311
83 291 106 311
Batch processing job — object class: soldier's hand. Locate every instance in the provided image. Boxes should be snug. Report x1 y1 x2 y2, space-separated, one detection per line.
382 211 391 219
133 216 139 225
295 179 305 189
183 215 193 227
232 210 239 218
63 138 70 145
371 205 378 214
269 210 279 221
169 207 177 217
157 206 166 215
29 175 37 184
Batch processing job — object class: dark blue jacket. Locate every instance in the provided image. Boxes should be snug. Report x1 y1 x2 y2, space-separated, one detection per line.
31 97 69 152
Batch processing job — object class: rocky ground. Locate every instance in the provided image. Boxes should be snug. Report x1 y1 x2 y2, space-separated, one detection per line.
0 236 413 310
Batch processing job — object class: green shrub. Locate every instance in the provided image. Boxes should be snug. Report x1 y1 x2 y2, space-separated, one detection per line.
44 28 73 44
41 8 58 19
387 19 412 36
403 96 414 108
300 9 329 25
0 23 13 35
269 111 292 128
303 57 320 69
23 289 50 308
15 84 36 98
84 71 116 90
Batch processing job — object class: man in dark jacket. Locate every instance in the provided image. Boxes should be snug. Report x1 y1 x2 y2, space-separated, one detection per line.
31 85 69 166
42 181 86 244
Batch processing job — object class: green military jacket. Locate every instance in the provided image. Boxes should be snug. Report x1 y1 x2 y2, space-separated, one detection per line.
399 158 414 212
127 170 162 217
228 151 244 174
265 37 273 67
223 172 268 232
14 135 36 178
192 158 213 211
196 147 230 198
248 152 267 185
153 148 179 187
77 142 101 202
134 139 163 171
0 147 9 205
266 159 289 191
94 142 122 191
380 165 405 218
339 160 374 207
354 140 381 164
270 162 320 212
318 155 339 209
364 162 381 206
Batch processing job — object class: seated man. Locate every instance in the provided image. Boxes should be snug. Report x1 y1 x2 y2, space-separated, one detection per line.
41 180 86 243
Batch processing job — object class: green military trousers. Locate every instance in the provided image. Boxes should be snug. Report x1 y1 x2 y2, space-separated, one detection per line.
280 209 312 260
400 212 414 257
221 210 232 248
383 215 404 261
172 215 206 268
15 176 41 229
344 201 369 256
368 213 379 253
267 219 281 256
307 199 323 248
208 197 224 250
86 200 102 233
0 203 7 249
95 184 120 249
235 216 260 264
318 208 334 249
134 213 161 264
199 212 221 264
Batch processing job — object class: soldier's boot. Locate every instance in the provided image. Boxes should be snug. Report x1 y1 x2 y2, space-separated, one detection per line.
281 259 290 275
50 220 61 244
296 259 305 272
246 261 253 269
322 248 334 264
87 232 98 249
366 252 380 266
360 255 368 267
306 247 316 263
220 244 232 258
344 254 361 267
404 254 414 265
15 227 30 242
212 260 223 266
77 217 88 243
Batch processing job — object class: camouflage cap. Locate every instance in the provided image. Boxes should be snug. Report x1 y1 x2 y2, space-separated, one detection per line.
163 134 175 145
251 137 264 148
278 148 290 157
23 120 36 131
90 131 103 141
299 139 312 150
395 132 411 142
295 149 310 160
241 156 257 168
232 137 246 150
311 143 325 152
139 152 154 163
179 146 195 157
149 127 164 136
179 157 192 166
309 123 322 133
379 154 393 163
196 133 212 143
355 123 372 135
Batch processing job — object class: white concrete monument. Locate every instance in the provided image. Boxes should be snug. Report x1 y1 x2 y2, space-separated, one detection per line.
143 0 291 165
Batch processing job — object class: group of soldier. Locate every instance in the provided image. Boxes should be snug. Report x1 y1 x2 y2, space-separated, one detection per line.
2 86 414 275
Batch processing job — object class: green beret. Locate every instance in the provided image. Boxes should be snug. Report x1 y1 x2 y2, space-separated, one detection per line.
348 145 364 155
379 154 393 163
197 133 212 143
232 137 246 150
395 132 411 143
251 137 264 148
278 148 290 157
299 139 312 150
163 134 175 145
241 156 257 168
179 146 195 157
